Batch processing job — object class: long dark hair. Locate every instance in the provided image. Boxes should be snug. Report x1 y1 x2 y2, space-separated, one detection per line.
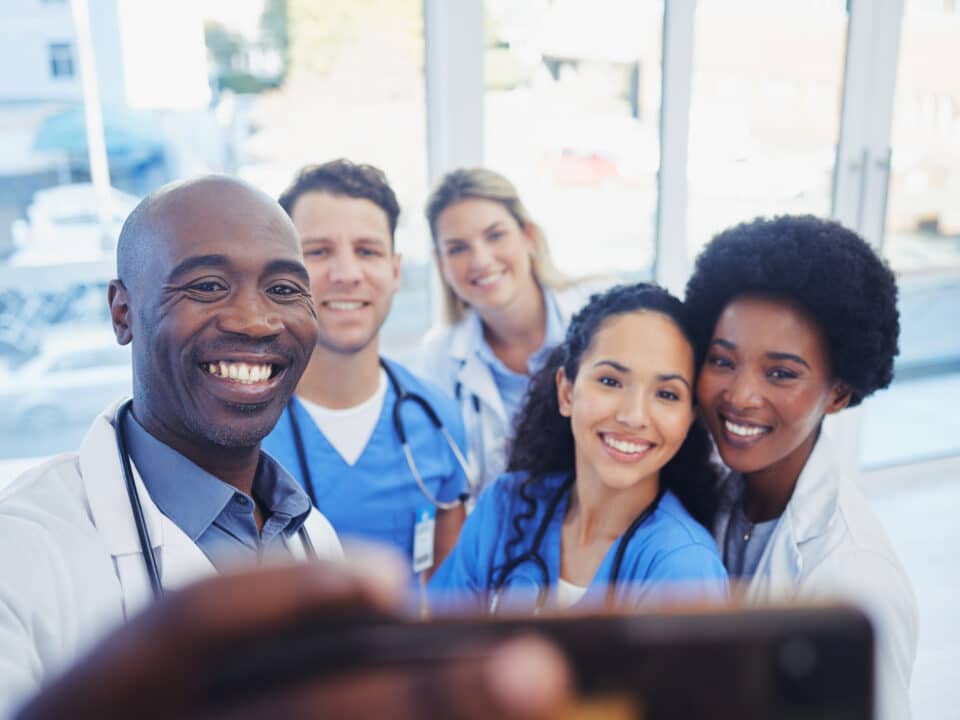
503 283 718 560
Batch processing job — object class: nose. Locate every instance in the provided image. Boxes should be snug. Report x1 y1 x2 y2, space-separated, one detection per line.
724 369 763 411
469 240 494 270
217 286 283 338
327 249 363 285
615 387 649 428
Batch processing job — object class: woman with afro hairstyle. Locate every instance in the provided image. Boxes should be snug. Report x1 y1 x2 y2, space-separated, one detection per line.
429 283 727 613
685 215 917 720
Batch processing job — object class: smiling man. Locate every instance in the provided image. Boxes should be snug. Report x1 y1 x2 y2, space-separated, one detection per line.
0 176 342 715
262 160 469 582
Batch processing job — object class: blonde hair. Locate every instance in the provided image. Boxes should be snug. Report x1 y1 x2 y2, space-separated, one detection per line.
425 167 573 324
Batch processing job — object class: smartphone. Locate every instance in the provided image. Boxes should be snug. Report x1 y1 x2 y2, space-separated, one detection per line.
203 603 873 720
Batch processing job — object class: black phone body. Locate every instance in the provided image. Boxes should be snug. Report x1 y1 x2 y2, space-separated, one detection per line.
203 604 873 720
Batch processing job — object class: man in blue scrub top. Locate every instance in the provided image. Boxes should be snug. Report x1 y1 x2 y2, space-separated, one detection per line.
262 160 469 578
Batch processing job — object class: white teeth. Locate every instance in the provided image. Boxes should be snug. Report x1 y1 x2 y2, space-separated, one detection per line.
724 420 768 437
326 301 364 310
603 436 652 454
474 272 503 286
203 362 274 385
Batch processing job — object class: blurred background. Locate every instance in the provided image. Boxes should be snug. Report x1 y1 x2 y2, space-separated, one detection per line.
0 1 957 715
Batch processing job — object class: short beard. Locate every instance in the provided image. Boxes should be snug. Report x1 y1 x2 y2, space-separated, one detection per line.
183 400 278 450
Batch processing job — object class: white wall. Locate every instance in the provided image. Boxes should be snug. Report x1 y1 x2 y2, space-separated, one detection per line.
0 0 85 103
0 0 132 105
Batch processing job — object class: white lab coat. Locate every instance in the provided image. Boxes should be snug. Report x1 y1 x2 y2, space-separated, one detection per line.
0 401 342 718
714 436 918 720
415 280 611 493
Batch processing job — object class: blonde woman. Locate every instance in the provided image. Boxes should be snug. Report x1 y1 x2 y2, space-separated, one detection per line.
417 168 611 494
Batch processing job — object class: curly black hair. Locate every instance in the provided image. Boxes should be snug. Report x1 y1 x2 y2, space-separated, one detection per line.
684 215 899 407
503 283 719 565
278 159 400 245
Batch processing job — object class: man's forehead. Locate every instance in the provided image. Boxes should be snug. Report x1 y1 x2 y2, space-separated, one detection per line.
147 180 300 263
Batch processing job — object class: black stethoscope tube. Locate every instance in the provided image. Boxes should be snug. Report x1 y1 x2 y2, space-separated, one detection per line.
489 475 665 613
115 399 164 598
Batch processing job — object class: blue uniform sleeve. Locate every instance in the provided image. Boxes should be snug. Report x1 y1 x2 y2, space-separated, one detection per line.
634 543 730 605
427 481 504 613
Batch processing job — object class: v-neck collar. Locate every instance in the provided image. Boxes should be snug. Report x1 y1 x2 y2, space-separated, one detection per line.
289 378 397 504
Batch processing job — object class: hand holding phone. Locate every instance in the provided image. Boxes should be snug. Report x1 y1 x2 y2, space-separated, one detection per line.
16 557 572 720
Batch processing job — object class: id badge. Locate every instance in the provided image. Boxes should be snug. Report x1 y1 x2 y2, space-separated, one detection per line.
413 506 436 573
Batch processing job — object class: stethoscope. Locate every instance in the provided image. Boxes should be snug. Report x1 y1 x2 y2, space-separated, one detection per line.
488 475 665 614
286 358 475 511
114 399 318 598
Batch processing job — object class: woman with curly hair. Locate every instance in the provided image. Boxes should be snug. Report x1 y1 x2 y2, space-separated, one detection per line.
429 283 727 613
685 215 917 720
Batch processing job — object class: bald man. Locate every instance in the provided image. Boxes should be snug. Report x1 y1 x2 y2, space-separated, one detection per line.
0 176 343 715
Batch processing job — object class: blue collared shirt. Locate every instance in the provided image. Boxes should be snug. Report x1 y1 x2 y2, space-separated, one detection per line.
122 411 312 572
472 288 565 425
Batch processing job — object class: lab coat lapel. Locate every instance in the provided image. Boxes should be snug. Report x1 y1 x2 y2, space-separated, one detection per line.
743 437 839 603
743 519 802 603
80 401 216 617
79 402 166 558
456 352 506 424
448 315 507 425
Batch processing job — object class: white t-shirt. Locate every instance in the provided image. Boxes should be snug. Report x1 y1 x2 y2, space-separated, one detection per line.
297 369 387 466
556 577 588 609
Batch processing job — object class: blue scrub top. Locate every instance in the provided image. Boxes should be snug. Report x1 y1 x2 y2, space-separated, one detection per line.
429 471 728 612
262 359 468 571
470 287 566 425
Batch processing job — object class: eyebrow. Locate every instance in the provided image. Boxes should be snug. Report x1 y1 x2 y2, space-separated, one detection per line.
166 254 229 281
263 259 310 283
767 351 811 369
657 373 691 389
710 339 810 369
166 254 309 284
483 221 506 234
303 235 388 245
592 360 691 389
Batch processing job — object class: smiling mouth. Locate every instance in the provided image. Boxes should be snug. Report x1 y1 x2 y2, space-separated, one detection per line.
601 434 654 456
201 361 281 385
472 270 504 287
323 300 369 311
720 414 772 439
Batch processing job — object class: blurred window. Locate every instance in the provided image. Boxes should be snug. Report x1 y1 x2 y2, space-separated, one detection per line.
48 347 128 373
483 0 662 282
48 42 75 79
0 1 429 464
686 0 847 258
859 0 960 468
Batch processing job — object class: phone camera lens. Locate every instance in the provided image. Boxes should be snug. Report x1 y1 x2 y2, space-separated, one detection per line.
779 636 818 679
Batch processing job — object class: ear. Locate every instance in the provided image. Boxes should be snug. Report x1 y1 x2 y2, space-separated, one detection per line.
433 244 449 276
521 221 537 255
556 367 573 417
108 280 133 346
390 250 402 291
824 380 852 415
